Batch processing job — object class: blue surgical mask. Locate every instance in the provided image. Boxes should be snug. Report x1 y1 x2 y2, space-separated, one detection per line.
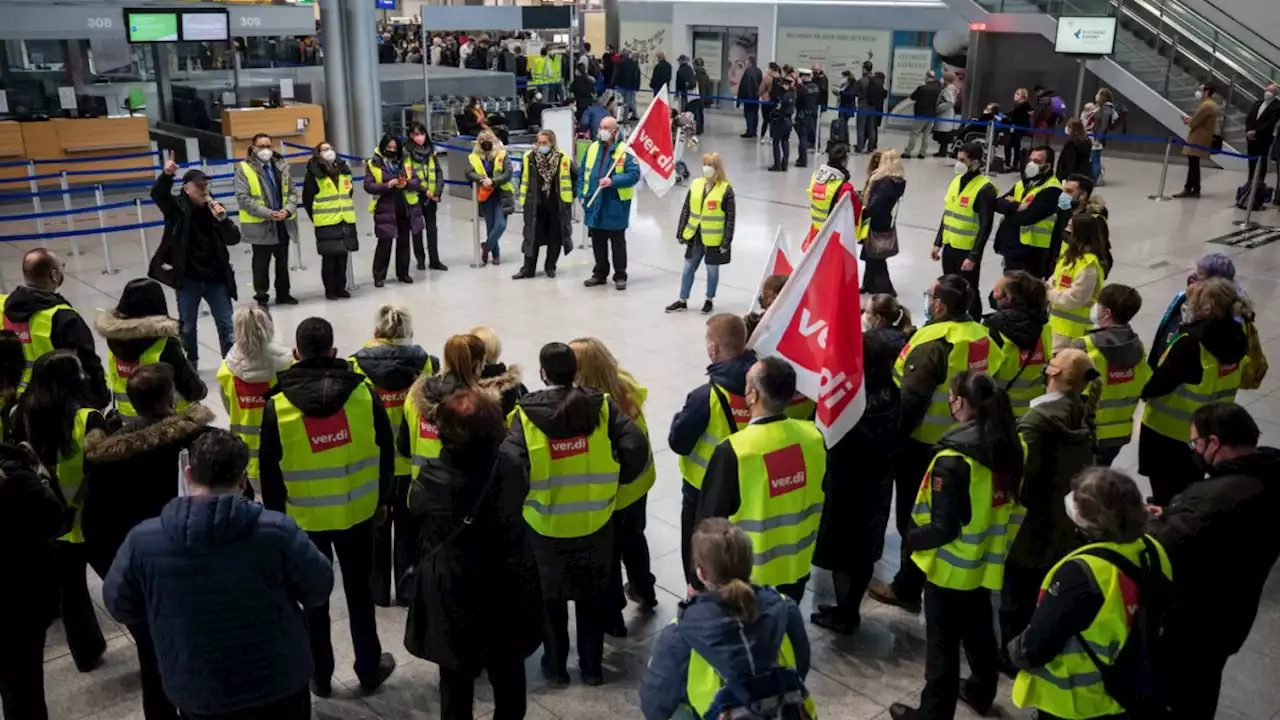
537 145 552 154
1058 193 1075 211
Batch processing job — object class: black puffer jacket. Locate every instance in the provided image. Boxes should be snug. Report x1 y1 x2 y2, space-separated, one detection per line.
301 156 359 257
3 286 111 409
985 307 1048 355
479 363 527 416
350 341 438 397
95 312 207 407
0 444 64 624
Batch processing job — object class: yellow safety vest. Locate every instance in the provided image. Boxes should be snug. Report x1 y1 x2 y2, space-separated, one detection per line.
57 408 96 544
807 175 842 233
582 142 635 201
1013 537 1173 719
1011 176 1063 249
217 361 278 483
893 321 1003 446
941 174 995 251
108 338 193 422
991 324 1052 417
0 295 73 393
685 622 819 719
271 385 381 532
726 419 827 587
911 447 1025 591
517 399 620 539
520 150 573 205
1141 334 1246 442
617 387 656 511
680 178 730 247
350 348 434 478
469 151 516 198
402 389 444 482
548 55 562 84
237 160 294 225
1049 252 1106 340
404 153 438 206
530 55 549 85
311 173 356 227
785 393 817 420
678 384 752 490
1083 335 1151 450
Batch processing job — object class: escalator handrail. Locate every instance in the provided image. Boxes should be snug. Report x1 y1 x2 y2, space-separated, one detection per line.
1194 0 1280 62
1115 0 1273 93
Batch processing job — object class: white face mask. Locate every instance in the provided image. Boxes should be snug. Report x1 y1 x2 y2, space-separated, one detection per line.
599 129 613 143
1195 90 1203 100
702 165 715 178
954 161 969 175
256 148 273 162
1180 303 1196 325
861 313 874 331
1024 161 1041 178
1064 491 1085 528
1267 90 1277 100
1090 305 1101 326
320 149 336 163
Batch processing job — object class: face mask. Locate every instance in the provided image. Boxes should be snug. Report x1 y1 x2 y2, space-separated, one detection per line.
537 144 552 154
954 161 969 175
1058 193 1075 211
535 92 543 101
256 148 273 162
480 141 493 152
411 135 426 147
320 149 336 163
599 129 613 143
1090 304 1101 326
1064 492 1085 528
988 292 1001 311
702 165 715 178
1195 90 1204 100
924 299 936 322
1180 303 1196 325
861 313 873 331
1024 161 1041 178
1267 90 1276 100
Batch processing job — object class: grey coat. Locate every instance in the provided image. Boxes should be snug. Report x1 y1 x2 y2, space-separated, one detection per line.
463 148 516 216
233 153 298 246
519 150 578 255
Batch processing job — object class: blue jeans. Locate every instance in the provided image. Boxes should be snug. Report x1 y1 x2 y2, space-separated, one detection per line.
679 241 720 300
176 279 234 368
1091 148 1103 180
620 90 637 121
481 197 507 254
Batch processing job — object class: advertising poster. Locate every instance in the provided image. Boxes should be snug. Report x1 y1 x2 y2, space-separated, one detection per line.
620 21 672 83
725 33 758 100
693 35 724 81
890 47 934 98
776 27 890 77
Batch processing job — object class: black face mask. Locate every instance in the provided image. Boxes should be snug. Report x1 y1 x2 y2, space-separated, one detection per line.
988 292 1000 311
480 141 493 152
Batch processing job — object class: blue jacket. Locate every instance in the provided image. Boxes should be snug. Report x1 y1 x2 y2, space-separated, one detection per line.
104 494 333 715
639 586 810 720
579 105 612 139
669 351 758 459
581 140 640 231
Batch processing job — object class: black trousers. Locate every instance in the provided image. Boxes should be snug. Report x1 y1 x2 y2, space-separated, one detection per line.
1004 130 1027 168
180 686 311 720
412 203 441 266
1158 634 1230 720
862 257 896 296
320 253 348 296
0 619 50 720
1185 155 1203 193
941 244 983 319
1246 140 1272 190
776 576 809 605
543 596 606 678
918 584 998 719
772 122 792 168
999 563 1050 651
372 475 422 607
743 103 759 136
373 216 412 281
608 496 656 618
889 442 932 606
55 540 106 670
523 241 563 274
590 229 627 281
251 239 291 300
306 519 383 684
681 485 701 587
439 656 527 720
831 565 875 625
1002 248 1050 281
131 624 179 719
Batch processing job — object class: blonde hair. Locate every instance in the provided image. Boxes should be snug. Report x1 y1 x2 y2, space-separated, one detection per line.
469 325 502 363
692 518 758 623
536 129 558 148
1050 348 1096 394
1016 87 1029 101
1186 277 1249 321
443 334 487 388
868 148 905 190
701 152 728 186
867 293 915 334
233 303 275 360
472 130 501 156
569 337 641 418
374 303 412 340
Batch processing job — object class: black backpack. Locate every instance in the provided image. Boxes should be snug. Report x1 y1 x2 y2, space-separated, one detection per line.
1075 536 1171 719
826 118 849 153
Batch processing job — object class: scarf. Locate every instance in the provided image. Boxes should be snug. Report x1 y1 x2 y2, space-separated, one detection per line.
532 149 560 195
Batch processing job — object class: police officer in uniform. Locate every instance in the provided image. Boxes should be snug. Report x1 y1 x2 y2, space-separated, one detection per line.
696 357 826 603
889 371 1025 720
259 317 398 697
985 271 1051 418
870 274 1004 613
1069 284 1151 466
994 146 1064 279
505 342 649 686
933 142 996 320
1009 468 1170 720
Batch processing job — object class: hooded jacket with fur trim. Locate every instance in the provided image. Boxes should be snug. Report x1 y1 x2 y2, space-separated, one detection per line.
396 371 505 459
95 312 208 407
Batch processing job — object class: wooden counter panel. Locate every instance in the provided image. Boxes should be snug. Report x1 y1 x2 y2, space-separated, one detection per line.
221 104 326 156
0 122 27 187
19 117 153 187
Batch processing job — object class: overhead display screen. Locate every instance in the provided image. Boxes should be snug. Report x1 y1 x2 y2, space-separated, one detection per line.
181 12 229 42
124 8 230 43
1055 16 1118 55
126 12 179 43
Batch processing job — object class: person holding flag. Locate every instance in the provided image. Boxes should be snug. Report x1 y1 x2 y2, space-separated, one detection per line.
582 116 640 291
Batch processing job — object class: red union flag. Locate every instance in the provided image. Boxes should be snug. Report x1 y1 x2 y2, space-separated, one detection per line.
625 83 676 197
748 193 865 446
748 227 795 314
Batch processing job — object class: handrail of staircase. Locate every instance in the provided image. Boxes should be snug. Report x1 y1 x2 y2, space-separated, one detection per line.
1193 0 1280 62
1114 0 1275 92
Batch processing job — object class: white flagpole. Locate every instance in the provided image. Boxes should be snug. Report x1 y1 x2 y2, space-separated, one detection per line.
748 225 789 314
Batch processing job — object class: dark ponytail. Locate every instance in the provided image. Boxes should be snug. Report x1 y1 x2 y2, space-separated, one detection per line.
950 370 1024 481
692 518 759 624
540 342 600 436
934 274 974 319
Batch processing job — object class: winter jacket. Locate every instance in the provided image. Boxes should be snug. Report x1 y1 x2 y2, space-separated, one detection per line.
676 62 696 96
897 316 994 441
581 140 640 231
365 149 425 241
985 306 1050 360
650 59 673 95
463 144 516 217
1183 98 1220 159
909 80 943 119
739 65 763 102
103 494 333 715
861 74 887 114
479 363 527 417
640 586 810 720
1140 317 1248 403
993 174 1064 269
936 82 958 124
397 372 505 463
1148 291 1189 369
258 357 396 515
403 445 542 669
1 286 110 409
864 176 906 234
1056 137 1093 180
219 341 293 415
95 313 207 407
148 173 241 299
669 351 758 458
1011 392 1095 569
233 151 298 246
935 171 997 262
677 184 736 265
616 56 642 91
503 386 649 600
1007 547 1110 672
302 156 359 256
1069 323 1146 393
1153 447 1280 655
0 443 64 624
351 341 438 403
520 150 579 256
82 404 214 573
695 67 713 99
1007 100 1034 130
697 415 789 523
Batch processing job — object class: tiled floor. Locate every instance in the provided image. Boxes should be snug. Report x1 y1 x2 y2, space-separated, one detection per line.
9 111 1280 719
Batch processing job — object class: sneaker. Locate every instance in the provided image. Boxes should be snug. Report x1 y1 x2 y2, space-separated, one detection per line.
701 299 714 314
310 678 332 698
584 277 607 287
397 276 414 284
275 294 299 305
867 580 922 613
665 300 688 313
358 653 396 695
625 581 659 610
512 269 535 280
615 280 627 291
428 261 449 271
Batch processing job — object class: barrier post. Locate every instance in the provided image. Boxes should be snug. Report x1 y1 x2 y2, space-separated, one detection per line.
95 185 118 275
346 254 358 292
814 110 823 155
134 198 150 260
1233 154 1268 230
1148 137 1174 201
28 161 44 235
984 120 996 174
469 181 484 268
59 171 83 257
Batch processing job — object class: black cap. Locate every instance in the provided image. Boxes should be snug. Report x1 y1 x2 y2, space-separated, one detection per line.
182 169 210 184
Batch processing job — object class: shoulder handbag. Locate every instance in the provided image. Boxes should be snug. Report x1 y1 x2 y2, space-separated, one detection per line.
862 192 900 260
401 458 503 590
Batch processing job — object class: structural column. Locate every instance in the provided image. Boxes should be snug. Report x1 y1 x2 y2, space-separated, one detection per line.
345 0 382 154
319 0 353 155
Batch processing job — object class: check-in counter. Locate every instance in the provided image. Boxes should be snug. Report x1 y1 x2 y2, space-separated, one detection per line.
220 103 326 160
0 122 26 187
6 117 154 187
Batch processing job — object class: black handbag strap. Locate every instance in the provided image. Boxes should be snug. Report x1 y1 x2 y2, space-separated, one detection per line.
416 458 502 565
710 384 742 436
1073 536 1163 670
